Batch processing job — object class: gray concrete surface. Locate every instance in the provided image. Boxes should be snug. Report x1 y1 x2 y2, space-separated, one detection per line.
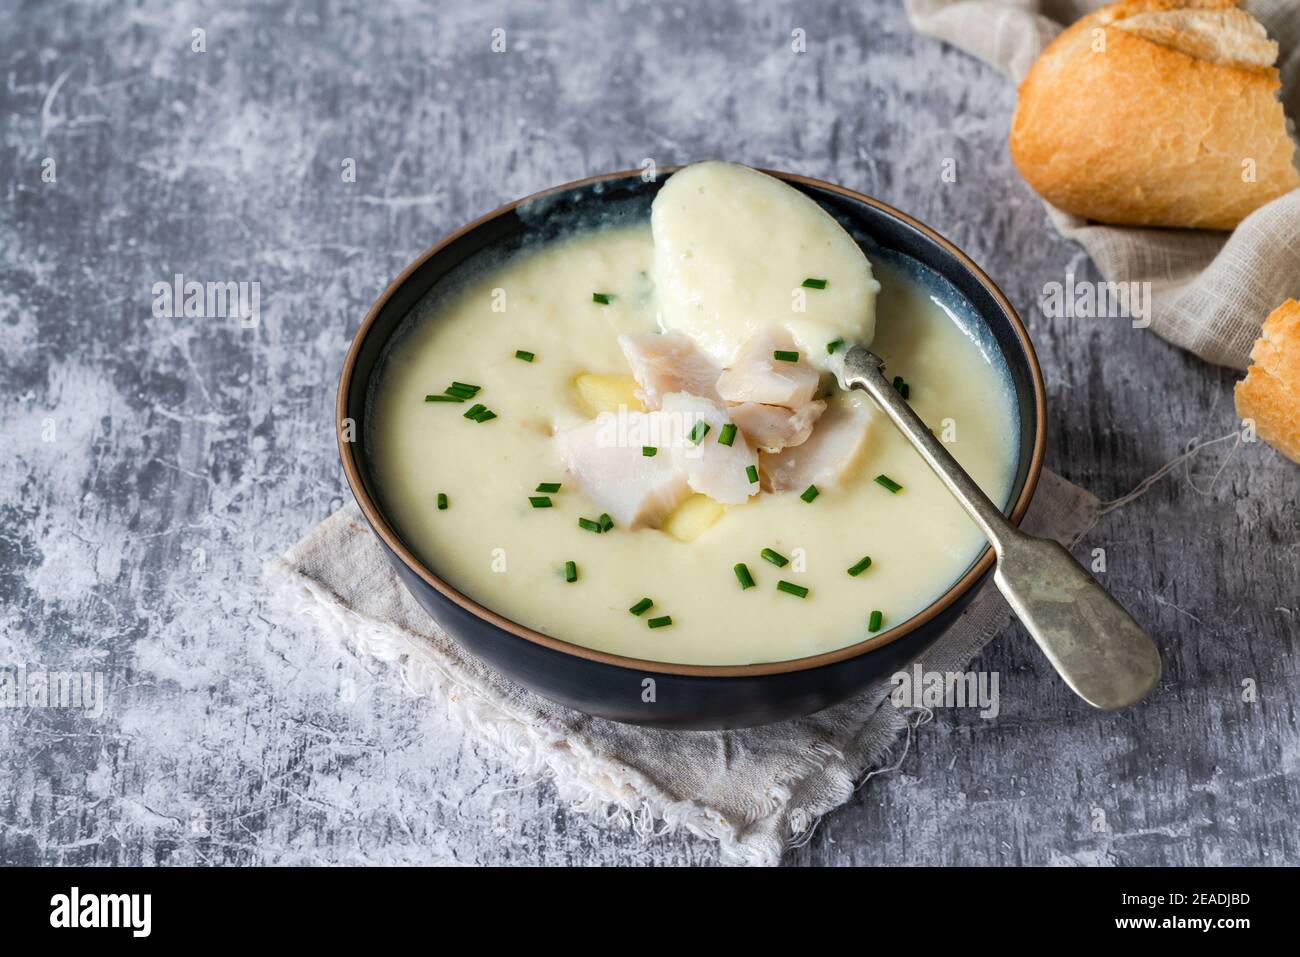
1 0 1295 865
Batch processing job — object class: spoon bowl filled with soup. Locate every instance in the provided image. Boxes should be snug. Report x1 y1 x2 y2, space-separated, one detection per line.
339 163 1045 729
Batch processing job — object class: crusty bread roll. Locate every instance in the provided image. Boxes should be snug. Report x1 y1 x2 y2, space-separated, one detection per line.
1234 299 1300 464
1010 0 1300 230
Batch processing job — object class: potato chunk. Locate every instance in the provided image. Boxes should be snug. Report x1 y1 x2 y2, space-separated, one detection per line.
662 494 726 542
574 374 645 416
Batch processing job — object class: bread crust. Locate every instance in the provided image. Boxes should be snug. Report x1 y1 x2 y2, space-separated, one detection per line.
1009 0 1299 230
1234 299 1300 464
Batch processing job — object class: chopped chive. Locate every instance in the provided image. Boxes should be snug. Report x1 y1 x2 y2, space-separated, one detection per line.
473 409 497 423
598 513 614 532
892 375 905 393
592 292 612 305
515 349 535 362
451 381 480 393
760 548 788 568
874 474 903 494
734 563 755 590
746 464 759 484
464 403 486 419
777 580 809 598
565 561 578 583
446 387 478 400
578 517 603 533
642 446 657 457
535 482 562 493
847 555 873 577
800 484 819 503
801 278 828 290
647 615 673 629
629 597 654 616
688 420 711 444
436 492 448 510
425 394 464 403
529 496 553 508
826 338 844 354
868 609 884 632
901 383 910 400
718 423 737 447
773 350 799 363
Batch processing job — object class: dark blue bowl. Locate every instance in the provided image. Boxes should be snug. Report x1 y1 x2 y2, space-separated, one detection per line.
338 168 1046 730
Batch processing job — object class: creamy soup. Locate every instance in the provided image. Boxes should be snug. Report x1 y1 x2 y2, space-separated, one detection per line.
652 162 880 370
370 170 1018 666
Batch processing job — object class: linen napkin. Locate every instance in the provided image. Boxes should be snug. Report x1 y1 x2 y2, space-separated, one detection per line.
266 469 1099 866
904 0 1300 370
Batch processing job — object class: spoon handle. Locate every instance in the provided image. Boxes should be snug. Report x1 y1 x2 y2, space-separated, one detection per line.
838 346 1161 709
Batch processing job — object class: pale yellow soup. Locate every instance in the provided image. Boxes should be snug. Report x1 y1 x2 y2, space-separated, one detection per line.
369 225 1018 666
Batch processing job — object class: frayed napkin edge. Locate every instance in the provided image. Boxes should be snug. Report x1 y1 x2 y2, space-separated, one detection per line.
264 555 942 865
263 556 799 865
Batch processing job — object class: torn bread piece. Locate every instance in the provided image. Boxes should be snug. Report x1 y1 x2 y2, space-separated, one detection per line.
1109 0 1277 71
1234 299 1300 464
1009 0 1300 230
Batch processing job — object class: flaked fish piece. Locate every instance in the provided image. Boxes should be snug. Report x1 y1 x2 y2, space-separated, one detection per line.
619 331 722 409
715 329 822 408
728 400 826 454
761 399 873 492
554 412 691 528
660 392 759 505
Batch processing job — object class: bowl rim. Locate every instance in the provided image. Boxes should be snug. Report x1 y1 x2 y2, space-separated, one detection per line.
337 166 1047 678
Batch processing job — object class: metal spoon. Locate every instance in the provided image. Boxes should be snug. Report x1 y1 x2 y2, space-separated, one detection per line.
837 345 1161 710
